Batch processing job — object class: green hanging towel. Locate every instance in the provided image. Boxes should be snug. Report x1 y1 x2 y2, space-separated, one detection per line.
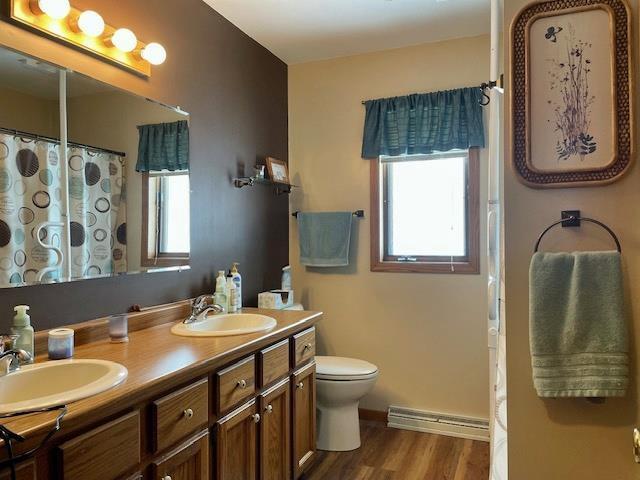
529 251 628 398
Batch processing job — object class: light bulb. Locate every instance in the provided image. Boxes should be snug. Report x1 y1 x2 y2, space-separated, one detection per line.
111 28 137 53
36 0 71 19
77 11 105 37
141 43 167 65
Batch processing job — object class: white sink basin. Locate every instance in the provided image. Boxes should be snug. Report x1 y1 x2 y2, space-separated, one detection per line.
0 359 128 415
171 313 277 337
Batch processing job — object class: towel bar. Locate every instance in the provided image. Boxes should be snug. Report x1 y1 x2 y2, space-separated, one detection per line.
534 214 621 253
292 210 364 219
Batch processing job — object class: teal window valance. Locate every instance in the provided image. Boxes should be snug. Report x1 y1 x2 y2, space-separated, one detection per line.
361 87 485 159
136 120 189 172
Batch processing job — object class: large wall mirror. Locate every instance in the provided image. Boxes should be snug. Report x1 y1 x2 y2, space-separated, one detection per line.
0 46 190 288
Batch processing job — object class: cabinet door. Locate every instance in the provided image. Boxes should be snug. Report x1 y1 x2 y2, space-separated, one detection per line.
259 379 291 480
151 430 209 480
291 362 316 479
216 400 259 480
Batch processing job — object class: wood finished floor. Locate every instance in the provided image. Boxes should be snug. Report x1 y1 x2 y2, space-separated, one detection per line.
304 421 490 480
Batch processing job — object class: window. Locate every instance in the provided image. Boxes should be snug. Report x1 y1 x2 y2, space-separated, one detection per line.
370 148 479 274
141 170 190 267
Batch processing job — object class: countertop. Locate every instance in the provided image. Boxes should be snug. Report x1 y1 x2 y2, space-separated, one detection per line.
0 307 322 450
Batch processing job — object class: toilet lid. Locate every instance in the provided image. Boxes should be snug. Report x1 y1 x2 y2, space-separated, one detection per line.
315 356 378 381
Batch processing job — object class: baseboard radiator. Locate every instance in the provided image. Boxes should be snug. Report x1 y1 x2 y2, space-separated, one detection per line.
387 406 490 442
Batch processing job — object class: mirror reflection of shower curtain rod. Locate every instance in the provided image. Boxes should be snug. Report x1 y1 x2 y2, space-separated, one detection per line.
0 126 127 158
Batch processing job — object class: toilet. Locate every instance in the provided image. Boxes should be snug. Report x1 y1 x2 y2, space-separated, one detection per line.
315 355 379 452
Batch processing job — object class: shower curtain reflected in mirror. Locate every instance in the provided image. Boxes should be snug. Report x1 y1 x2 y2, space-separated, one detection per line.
0 132 126 285
67 146 127 279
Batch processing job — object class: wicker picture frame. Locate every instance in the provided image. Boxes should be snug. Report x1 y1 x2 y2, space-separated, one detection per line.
510 0 633 187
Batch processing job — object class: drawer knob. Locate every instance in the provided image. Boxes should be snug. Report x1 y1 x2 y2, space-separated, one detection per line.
183 408 194 419
237 379 247 389
252 413 261 424
162 476 172 480
265 404 273 414
297 382 304 390
303 343 313 351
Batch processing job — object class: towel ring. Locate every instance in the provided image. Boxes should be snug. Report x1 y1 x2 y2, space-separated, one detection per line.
534 216 621 253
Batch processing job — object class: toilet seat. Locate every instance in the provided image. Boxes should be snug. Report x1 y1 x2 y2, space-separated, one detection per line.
316 356 378 381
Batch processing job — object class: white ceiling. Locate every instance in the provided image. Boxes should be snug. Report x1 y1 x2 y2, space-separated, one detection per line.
203 0 490 64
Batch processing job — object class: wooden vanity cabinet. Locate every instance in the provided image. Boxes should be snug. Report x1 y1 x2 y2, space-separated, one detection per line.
5 321 318 480
292 362 316 479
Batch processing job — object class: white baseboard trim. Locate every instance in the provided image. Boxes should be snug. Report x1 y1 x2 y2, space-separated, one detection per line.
387 406 490 442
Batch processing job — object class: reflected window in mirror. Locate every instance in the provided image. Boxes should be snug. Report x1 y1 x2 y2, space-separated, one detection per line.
142 170 190 268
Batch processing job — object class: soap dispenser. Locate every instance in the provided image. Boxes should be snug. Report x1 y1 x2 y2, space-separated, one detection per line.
11 305 34 363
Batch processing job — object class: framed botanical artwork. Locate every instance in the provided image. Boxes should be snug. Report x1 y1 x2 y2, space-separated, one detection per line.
511 0 633 187
266 157 290 184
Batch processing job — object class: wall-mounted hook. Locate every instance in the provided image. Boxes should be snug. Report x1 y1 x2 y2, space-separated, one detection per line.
479 74 504 106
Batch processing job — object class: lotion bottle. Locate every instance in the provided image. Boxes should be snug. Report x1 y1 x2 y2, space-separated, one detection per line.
214 270 228 313
11 305 34 363
226 273 237 313
230 262 242 310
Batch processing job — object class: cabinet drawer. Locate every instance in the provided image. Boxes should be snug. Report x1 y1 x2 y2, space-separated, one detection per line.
259 339 290 387
216 355 256 414
292 327 315 368
58 410 140 480
152 377 209 453
0 460 35 480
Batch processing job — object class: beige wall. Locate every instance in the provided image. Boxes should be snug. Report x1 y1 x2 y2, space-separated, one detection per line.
0 85 59 137
504 0 640 478
67 91 186 272
288 36 491 419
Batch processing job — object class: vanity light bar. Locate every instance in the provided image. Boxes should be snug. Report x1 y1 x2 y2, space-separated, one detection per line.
8 0 166 77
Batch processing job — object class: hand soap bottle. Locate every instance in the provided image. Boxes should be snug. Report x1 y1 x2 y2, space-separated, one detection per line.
11 305 34 363
214 271 228 313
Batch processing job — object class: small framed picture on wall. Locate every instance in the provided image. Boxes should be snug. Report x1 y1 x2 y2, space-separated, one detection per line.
266 157 290 184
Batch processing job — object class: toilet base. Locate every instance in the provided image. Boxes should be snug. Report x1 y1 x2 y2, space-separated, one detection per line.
316 403 362 451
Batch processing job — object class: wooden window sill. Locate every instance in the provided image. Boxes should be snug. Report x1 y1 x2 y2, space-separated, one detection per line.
370 259 479 274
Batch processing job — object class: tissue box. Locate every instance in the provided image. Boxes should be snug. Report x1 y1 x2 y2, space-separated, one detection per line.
258 290 294 309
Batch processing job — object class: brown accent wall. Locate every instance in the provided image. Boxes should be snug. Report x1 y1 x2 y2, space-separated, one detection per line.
0 0 288 330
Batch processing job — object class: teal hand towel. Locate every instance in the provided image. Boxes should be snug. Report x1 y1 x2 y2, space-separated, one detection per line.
297 212 353 267
529 251 628 398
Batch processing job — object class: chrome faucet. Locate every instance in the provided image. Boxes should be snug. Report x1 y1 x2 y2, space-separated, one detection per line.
0 334 32 376
184 295 224 324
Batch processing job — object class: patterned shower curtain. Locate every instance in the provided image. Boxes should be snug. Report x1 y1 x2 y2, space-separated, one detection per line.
67 146 127 278
0 132 127 285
